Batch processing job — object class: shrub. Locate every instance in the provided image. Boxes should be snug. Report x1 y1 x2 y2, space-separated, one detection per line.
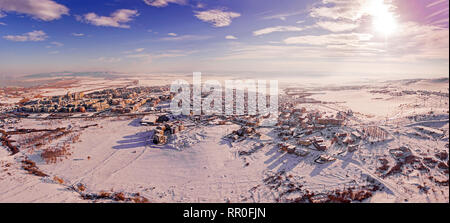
113 192 126 201
53 176 64 184
21 159 48 177
76 183 86 192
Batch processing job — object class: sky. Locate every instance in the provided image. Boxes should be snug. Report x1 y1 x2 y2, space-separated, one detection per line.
0 0 448 79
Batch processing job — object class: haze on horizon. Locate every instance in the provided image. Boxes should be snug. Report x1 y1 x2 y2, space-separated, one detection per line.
0 0 449 80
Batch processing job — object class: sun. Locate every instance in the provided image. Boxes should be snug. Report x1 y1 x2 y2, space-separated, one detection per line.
368 0 398 36
373 12 397 36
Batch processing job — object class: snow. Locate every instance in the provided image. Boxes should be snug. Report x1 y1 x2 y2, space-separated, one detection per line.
0 77 448 203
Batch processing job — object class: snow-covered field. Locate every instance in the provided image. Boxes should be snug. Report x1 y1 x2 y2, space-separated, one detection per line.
0 77 448 203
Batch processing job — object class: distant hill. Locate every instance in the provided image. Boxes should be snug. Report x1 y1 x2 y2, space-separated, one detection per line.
24 71 122 79
430 77 449 83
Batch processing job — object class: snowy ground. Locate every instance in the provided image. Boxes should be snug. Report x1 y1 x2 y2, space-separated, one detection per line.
0 77 448 203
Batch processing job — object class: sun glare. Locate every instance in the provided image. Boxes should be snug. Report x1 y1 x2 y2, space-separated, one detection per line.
368 0 398 36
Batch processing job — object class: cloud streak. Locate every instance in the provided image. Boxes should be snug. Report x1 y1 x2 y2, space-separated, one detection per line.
143 0 187 7
71 33 85 37
225 35 237 40
76 9 139 28
3 30 48 42
316 21 359 32
309 0 369 21
98 56 122 63
284 33 373 45
0 0 68 21
194 9 240 27
253 26 304 36
160 34 211 41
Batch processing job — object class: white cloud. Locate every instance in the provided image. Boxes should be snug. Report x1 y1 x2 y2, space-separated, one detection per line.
125 48 146 54
220 22 448 64
214 41 387 65
253 26 304 36
215 44 319 61
126 54 150 59
98 57 122 63
153 53 187 58
316 21 359 32
143 0 187 7
387 22 449 60
71 33 84 37
310 0 369 21
426 7 449 19
77 9 139 28
195 2 205 9
168 32 177 36
431 17 449 26
225 35 237 40
46 41 63 48
303 0 449 61
3 30 48 42
134 53 187 59
50 41 63 47
284 33 373 45
135 48 145 52
309 0 398 25
0 0 68 21
160 34 211 41
262 10 303 21
0 21 6 26
127 50 190 62
194 9 240 27
0 10 5 18
427 0 447 8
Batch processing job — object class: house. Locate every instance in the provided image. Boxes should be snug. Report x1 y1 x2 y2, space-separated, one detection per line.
348 145 358 152
279 130 293 137
315 154 336 164
299 113 308 121
286 145 296 154
279 143 296 153
281 125 290 130
343 136 354 145
296 148 310 157
335 132 347 138
178 124 185 131
313 141 327 151
316 117 344 126
314 124 326 130
351 131 362 138
312 136 324 143
157 115 170 123
297 139 312 146
153 134 167 144
141 115 157 125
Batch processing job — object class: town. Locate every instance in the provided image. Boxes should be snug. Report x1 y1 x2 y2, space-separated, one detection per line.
0 77 448 203
16 86 172 114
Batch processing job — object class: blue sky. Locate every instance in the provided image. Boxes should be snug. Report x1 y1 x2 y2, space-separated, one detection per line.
0 0 448 79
